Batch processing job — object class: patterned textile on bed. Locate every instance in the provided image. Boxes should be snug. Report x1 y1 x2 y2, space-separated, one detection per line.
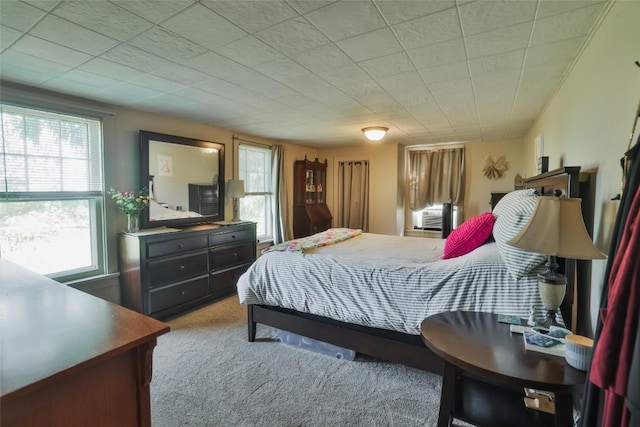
237 233 545 335
262 228 362 254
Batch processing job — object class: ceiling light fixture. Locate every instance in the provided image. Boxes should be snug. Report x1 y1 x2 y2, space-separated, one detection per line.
362 127 388 141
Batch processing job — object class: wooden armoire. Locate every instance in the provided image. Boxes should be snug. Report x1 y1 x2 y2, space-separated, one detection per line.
293 157 332 238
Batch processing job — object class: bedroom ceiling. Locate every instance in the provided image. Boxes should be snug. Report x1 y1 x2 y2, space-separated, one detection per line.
0 0 609 147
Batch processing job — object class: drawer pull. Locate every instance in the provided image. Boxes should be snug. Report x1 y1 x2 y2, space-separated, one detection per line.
181 291 186 296
179 265 185 270
178 244 184 249
231 234 236 239
233 252 238 257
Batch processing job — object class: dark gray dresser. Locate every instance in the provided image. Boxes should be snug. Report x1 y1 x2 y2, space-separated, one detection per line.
119 222 256 318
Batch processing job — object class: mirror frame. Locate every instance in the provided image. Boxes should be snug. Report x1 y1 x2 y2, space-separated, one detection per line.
139 130 225 229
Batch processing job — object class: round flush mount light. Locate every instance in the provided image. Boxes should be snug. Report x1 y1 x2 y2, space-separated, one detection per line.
362 126 388 141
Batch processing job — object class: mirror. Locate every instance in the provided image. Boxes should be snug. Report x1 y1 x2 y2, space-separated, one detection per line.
139 130 225 229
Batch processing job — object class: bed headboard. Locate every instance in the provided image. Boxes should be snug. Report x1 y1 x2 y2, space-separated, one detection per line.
522 166 583 331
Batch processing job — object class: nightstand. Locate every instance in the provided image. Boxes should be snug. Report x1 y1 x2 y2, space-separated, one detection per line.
420 311 586 427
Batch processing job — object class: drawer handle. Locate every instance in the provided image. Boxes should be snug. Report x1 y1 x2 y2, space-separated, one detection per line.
231 234 236 239
178 244 184 249
179 265 185 270
181 291 186 296
233 252 238 257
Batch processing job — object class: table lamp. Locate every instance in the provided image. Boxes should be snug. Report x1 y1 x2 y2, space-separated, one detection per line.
507 193 606 327
227 179 245 221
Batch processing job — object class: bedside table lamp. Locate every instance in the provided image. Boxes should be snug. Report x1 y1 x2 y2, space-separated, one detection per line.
227 179 245 222
507 193 606 327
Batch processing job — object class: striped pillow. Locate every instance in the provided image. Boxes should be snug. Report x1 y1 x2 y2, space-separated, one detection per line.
492 189 547 279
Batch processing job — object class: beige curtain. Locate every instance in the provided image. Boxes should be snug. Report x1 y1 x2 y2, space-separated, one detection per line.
271 145 293 243
337 160 369 231
408 147 465 211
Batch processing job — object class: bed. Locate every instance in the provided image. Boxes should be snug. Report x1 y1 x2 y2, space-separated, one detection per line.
148 199 202 221
237 167 584 375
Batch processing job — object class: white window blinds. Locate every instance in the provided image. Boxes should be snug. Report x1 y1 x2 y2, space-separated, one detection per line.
1 104 103 194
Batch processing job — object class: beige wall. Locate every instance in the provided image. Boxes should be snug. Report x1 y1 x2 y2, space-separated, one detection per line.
462 138 525 219
318 142 399 235
522 0 640 335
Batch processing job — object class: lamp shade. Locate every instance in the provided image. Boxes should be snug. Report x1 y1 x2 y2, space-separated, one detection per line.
227 179 245 198
362 127 388 141
507 196 606 260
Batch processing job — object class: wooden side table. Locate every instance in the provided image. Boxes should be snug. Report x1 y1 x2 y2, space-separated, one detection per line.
421 311 586 427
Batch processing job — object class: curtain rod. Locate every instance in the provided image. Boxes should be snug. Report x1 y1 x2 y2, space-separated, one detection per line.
232 134 272 148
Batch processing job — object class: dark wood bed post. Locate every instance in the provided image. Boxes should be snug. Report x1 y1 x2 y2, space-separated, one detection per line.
248 305 257 342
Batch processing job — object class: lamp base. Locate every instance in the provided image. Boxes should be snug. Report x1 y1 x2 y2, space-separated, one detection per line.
231 197 241 222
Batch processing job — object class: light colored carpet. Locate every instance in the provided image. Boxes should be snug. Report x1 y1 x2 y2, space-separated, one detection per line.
150 296 454 427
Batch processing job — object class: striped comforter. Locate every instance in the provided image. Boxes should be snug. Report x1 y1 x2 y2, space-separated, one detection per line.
237 233 544 335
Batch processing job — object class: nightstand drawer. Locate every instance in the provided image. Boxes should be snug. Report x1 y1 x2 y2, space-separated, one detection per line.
147 235 208 258
209 229 254 247
148 277 209 314
148 252 208 287
210 242 254 270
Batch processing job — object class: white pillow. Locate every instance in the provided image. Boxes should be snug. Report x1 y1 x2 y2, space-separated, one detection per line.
492 189 547 279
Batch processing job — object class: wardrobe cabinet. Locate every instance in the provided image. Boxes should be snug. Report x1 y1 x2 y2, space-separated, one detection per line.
119 222 256 319
293 157 332 238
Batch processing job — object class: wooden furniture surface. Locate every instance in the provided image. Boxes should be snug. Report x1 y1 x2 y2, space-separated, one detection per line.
247 167 582 375
0 259 170 427
421 311 585 427
490 192 508 211
188 183 219 215
293 157 332 238
120 222 256 319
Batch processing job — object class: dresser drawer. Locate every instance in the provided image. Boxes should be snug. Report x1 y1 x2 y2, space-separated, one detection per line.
148 252 208 287
211 265 250 294
209 228 254 247
210 242 255 270
147 235 208 258
148 277 209 314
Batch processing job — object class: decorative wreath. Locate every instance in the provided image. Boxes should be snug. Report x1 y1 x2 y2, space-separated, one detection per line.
483 155 509 180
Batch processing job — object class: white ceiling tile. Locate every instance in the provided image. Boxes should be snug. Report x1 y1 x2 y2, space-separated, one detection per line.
285 73 335 94
215 36 282 67
133 93 197 110
0 50 69 84
530 4 604 46
316 63 370 86
51 1 153 42
22 0 59 11
430 78 474 103
1 25 22 51
41 77 103 97
537 0 606 19
111 0 195 24
203 0 297 33
130 74 185 92
468 49 525 80
392 8 461 50
304 1 386 41
29 15 120 55
129 26 207 61
161 4 247 50
291 44 353 72
254 57 312 83
11 35 91 67
407 38 466 69
459 0 537 36
359 52 414 78
54 69 124 90
338 79 393 105
191 77 249 97
375 0 456 25
77 58 143 82
376 70 425 95
336 27 402 62
285 1 335 15
0 1 47 31
185 51 248 79
419 61 469 85
257 17 331 55
465 21 533 59
94 83 163 105
525 37 585 66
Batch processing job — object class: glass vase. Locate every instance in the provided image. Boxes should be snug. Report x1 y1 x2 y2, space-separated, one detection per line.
127 213 140 233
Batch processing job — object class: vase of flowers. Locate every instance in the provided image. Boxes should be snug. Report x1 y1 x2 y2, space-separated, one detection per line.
108 188 150 233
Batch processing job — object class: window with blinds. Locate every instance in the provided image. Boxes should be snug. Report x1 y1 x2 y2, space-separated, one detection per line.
0 103 105 280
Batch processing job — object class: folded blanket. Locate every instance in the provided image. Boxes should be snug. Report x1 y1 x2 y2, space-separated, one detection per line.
262 228 363 254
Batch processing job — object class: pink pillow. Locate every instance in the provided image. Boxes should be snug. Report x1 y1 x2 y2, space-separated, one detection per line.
443 212 496 259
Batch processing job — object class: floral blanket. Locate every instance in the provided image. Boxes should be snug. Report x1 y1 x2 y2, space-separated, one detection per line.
262 228 363 255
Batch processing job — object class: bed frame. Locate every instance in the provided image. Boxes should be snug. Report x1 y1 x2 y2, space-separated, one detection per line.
247 166 584 375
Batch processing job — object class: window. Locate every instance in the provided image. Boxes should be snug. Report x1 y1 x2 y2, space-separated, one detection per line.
238 144 272 241
0 103 104 281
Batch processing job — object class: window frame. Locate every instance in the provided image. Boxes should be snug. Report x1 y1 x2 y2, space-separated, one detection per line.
237 143 273 242
0 101 107 282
